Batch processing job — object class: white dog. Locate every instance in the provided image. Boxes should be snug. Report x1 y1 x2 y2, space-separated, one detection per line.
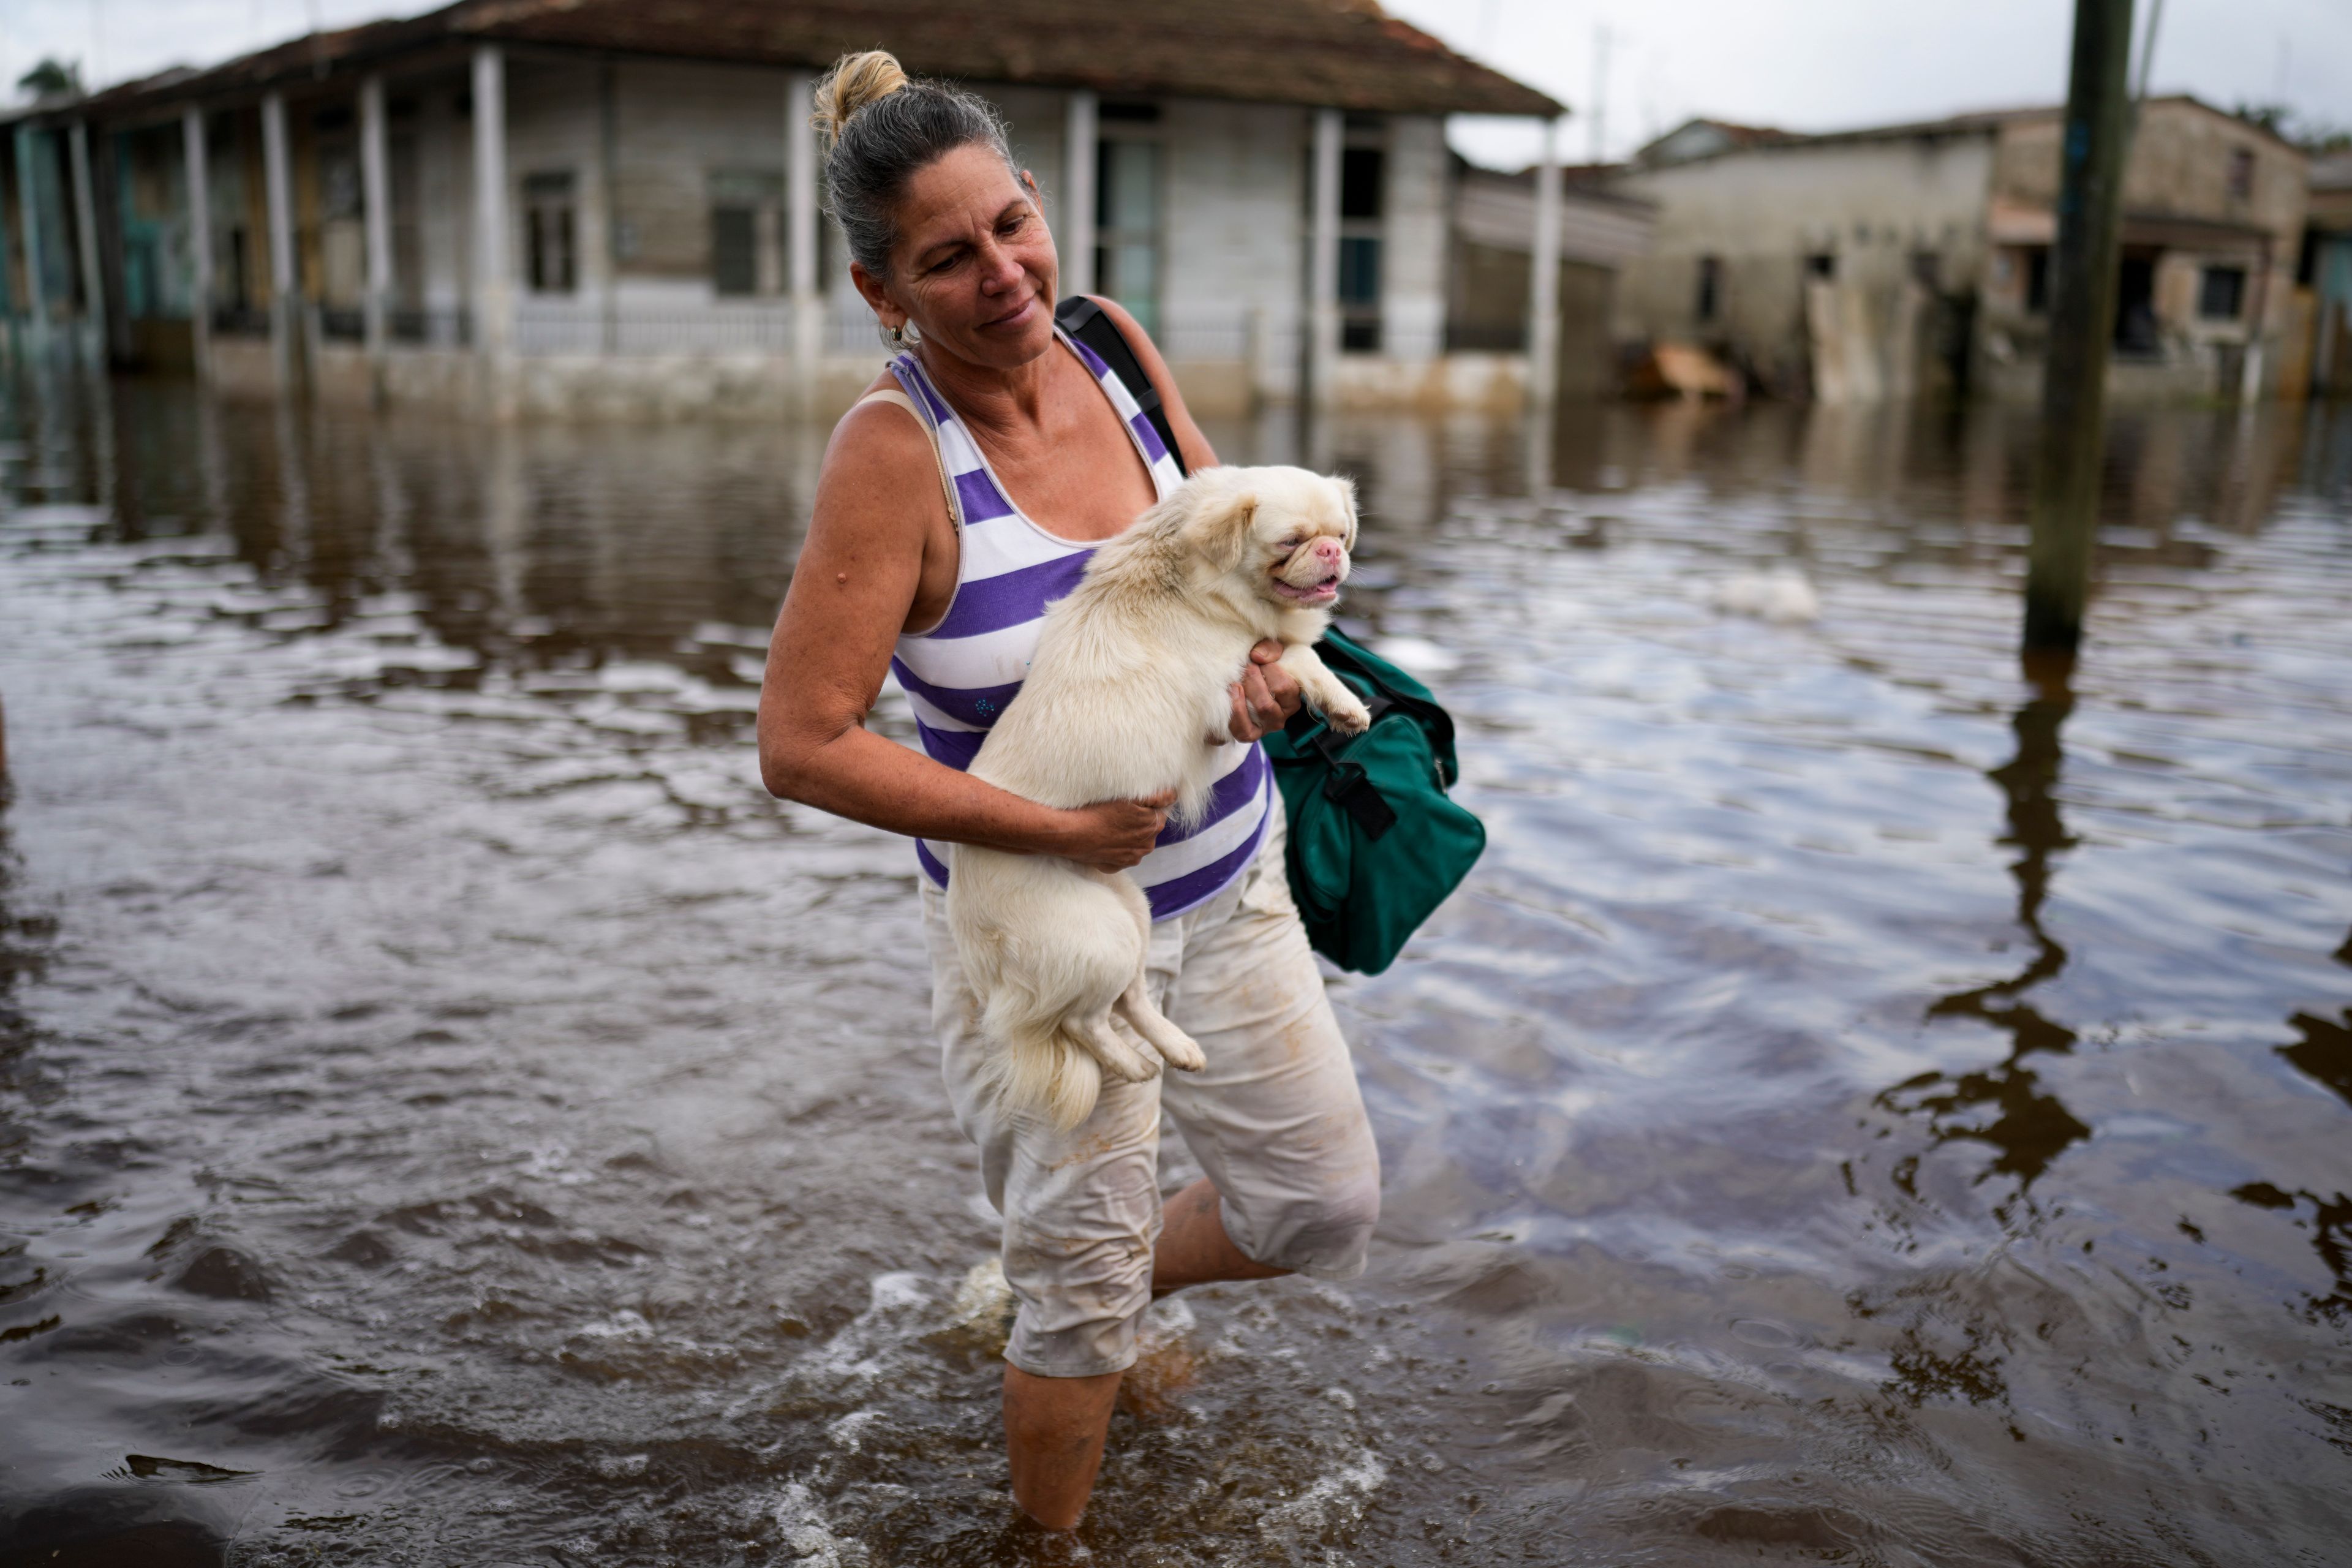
945 465 1372 1129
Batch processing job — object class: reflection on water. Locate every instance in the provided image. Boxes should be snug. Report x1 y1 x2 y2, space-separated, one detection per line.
1883 652 2088 1194
1 372 2350 1564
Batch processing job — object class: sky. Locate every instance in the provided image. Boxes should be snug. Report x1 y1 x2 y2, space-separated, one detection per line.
2 0 2348 167
1386 0 2352 166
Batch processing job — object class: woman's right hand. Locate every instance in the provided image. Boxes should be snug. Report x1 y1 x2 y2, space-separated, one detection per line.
1054 791 1177 872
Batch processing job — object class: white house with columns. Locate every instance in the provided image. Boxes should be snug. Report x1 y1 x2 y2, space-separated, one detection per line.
7 0 1581 418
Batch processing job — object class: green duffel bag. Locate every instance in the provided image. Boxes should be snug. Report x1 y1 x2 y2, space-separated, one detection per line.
1262 629 1486 974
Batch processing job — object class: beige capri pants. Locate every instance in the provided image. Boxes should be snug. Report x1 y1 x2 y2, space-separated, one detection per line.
921 799 1383 1379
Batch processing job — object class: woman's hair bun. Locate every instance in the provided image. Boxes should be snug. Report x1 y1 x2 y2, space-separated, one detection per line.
812 50 910 144
809 49 1013 284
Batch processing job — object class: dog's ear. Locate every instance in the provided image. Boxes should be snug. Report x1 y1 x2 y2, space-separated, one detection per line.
1333 476 1359 552
1188 486 1261 575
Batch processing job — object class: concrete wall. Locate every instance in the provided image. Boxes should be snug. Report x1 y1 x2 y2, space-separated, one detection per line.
385 69 473 320
1331 350 1526 412
1615 132 1996 394
1382 115 1449 363
1989 100 2305 236
1159 97 1305 393
205 333 277 396
1616 100 2314 402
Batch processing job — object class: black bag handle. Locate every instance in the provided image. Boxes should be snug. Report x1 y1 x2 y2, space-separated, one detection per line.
1056 295 1189 478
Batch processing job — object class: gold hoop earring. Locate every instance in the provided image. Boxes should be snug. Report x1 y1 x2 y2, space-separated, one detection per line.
885 321 918 351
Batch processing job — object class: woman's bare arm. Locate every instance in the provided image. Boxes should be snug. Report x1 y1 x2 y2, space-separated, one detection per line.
757 399 1169 870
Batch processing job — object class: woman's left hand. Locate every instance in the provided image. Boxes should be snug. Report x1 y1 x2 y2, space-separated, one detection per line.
1223 640 1302 744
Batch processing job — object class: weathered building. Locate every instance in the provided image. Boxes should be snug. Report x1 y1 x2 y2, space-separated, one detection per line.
2293 152 2352 399
1611 97 2310 404
0 0 1581 419
1445 160 1654 399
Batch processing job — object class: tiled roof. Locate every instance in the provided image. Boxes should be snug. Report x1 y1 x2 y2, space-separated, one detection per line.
81 0 1561 120
1629 96 2309 169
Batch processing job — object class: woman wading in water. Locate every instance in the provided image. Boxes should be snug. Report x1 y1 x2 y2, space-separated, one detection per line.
757 51 1381 1531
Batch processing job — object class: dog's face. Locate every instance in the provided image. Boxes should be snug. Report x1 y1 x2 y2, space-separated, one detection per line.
1184 467 1358 611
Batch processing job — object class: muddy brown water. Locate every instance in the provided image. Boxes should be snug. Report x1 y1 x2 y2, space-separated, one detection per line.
1 377 2348 1567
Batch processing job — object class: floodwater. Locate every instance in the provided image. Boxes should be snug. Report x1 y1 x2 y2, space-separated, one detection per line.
1 373 2348 1568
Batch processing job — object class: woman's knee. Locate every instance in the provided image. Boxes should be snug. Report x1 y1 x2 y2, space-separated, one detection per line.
1237 1166 1382 1278
1001 1225 1155 1378
1308 1167 1384 1250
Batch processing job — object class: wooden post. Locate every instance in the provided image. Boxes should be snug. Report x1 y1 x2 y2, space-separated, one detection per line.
2023 0 2135 652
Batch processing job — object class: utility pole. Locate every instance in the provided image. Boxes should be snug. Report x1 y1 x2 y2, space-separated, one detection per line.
2022 0 2135 652
1588 25 1613 165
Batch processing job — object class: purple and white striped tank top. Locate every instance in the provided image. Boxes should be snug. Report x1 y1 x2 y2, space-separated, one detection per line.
886 328 1273 922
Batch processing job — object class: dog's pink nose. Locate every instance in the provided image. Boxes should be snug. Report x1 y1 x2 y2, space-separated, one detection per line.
1311 538 1344 565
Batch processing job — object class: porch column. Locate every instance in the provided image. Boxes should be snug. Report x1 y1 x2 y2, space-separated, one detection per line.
0 134 18 353
261 90 298 389
13 128 50 350
68 120 107 366
1528 116 1564 409
360 74 392 359
471 44 514 378
1308 107 1341 409
183 107 213 379
2239 241 2272 401
1062 89 1097 296
787 67 820 386
598 59 619 355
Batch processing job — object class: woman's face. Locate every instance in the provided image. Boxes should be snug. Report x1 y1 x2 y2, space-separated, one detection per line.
854 142 1060 370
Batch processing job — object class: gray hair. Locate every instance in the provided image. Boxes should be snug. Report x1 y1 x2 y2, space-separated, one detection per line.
812 50 1022 281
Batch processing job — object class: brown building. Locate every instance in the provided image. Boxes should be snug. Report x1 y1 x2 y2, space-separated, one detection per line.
1612 97 2309 403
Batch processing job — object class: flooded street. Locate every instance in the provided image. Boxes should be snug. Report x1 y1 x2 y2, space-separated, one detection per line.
2 375 2349 1566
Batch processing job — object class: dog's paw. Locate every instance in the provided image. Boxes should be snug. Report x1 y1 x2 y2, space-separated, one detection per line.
1072 1017 1162 1083
1115 997 1207 1073
1153 1031 1207 1074
1321 694 1373 736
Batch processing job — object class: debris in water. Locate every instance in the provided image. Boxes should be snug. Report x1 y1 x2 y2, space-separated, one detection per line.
1713 568 1821 624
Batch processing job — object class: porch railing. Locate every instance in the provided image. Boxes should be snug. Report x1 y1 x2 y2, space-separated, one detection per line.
209 304 271 339
214 300 1332 366
389 306 472 348
509 301 892 358
1444 321 1529 353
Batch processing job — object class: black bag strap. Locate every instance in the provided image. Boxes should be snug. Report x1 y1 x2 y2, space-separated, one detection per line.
1055 295 1189 478
1313 742 1399 841
1279 696 1401 843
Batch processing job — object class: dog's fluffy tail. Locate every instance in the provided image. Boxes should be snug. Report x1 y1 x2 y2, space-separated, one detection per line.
979 997 1109 1131
951 856 1192 1130
981 979 1185 1129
